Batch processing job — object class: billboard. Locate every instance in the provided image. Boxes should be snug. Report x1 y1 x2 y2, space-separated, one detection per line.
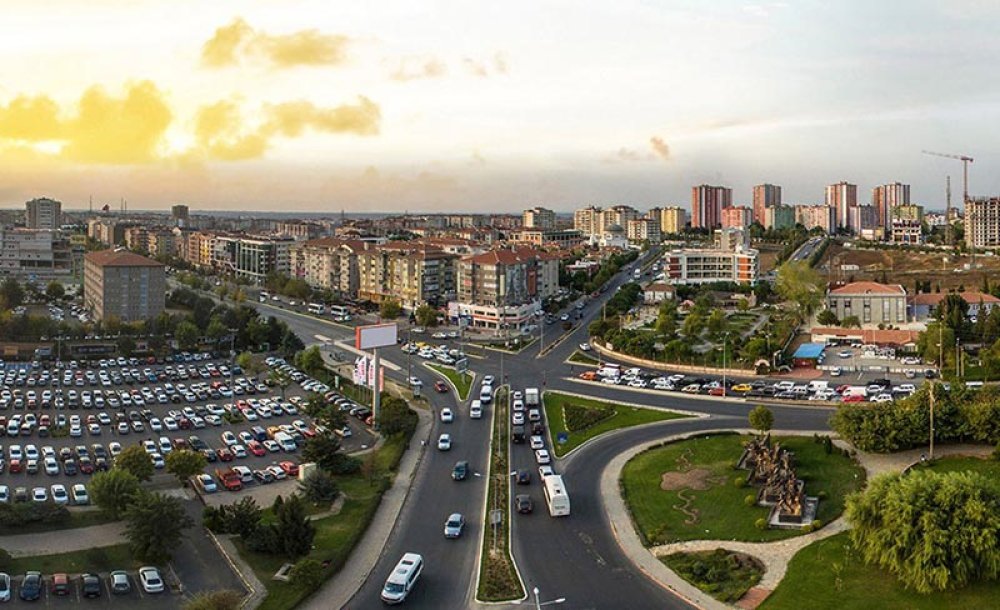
355 323 398 350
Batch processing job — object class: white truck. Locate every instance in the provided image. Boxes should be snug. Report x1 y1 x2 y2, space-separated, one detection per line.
524 388 540 409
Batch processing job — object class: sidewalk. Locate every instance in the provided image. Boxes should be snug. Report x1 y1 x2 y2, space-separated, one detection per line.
5 522 127 557
299 406 433 610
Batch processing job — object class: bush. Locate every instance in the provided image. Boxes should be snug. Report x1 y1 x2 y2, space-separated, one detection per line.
755 518 768 530
0 548 11 571
803 523 815 533
564 403 614 432
811 519 822 529
817 490 828 500
744 494 757 507
733 476 746 488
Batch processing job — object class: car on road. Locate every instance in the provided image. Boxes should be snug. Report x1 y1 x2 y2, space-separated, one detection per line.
516 469 531 485
443 513 465 538
440 408 454 423
470 403 483 419
482 375 495 385
512 411 525 425
535 449 551 465
20 571 42 601
538 465 554 478
110 570 131 595
139 566 164 593
437 434 452 450
408 376 423 387
529 436 545 450
515 494 533 514
452 461 468 481
434 380 448 393
579 343 591 351
838 350 852 358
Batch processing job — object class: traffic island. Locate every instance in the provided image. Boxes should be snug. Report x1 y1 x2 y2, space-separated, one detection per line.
662 549 764 604
425 363 474 401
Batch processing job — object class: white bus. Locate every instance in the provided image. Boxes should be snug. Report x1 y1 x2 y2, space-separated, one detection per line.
307 302 326 315
542 474 571 517
381 552 424 604
329 305 351 321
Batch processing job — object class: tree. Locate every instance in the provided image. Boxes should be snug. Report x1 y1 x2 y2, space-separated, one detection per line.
176 320 200 350
45 281 65 301
269 368 292 399
182 590 243 610
123 492 194 564
0 278 24 311
115 445 155 482
236 352 263 375
775 261 825 315
166 450 208 485
117 335 136 358
706 308 727 337
271 495 315 559
289 558 325 590
380 299 402 320
206 317 228 342
847 470 1000 593
414 303 438 328
841 315 861 328
302 434 357 474
748 405 773 434
378 396 417 436
295 346 325 377
682 312 704 338
89 469 141 519
298 469 340 504
816 309 839 326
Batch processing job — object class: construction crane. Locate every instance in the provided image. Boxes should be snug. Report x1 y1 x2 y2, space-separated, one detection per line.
922 150 974 248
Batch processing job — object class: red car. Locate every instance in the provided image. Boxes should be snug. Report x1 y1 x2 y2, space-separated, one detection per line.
279 461 299 477
179 417 193 430
247 441 266 457
434 381 448 393
78 457 95 474
708 387 725 396
842 394 865 403
216 447 234 462
9 459 22 473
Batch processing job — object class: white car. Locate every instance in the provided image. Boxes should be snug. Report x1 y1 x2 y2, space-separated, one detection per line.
579 343 592 351
44 456 60 475
32 486 48 503
470 405 483 419
71 484 89 505
437 433 452 451
408 376 423 387
139 566 165 593
196 474 217 493
0 485 8 504
512 412 525 425
535 449 551 465
51 484 69 505
440 408 454 423
529 435 545 450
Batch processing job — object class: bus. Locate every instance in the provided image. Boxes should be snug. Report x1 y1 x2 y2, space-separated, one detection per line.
542 474 571 517
329 305 351 321
307 302 326 315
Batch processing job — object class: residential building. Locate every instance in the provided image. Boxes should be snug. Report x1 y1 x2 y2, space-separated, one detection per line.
289 237 364 296
522 207 556 230
601 205 640 231
357 242 457 310
626 218 662 244
83 249 165 322
890 205 924 245
662 242 758 285
752 184 782 225
826 281 906 326
508 229 584 249
872 182 910 229
691 185 732 229
215 235 294 283
847 204 878 235
87 218 137 246
451 248 554 330
659 206 686 234
171 204 189 227
573 206 604 237
643 282 675 304
909 291 1000 322
795 205 835 234
25 197 62 230
721 206 753 230
0 229 73 277
763 204 795 230
274 221 323 240
964 197 1000 249
716 227 750 252
825 181 857 231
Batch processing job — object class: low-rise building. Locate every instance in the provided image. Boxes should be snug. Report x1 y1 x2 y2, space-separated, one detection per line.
662 245 758 285
909 291 1000 322
826 281 906 326
0 229 74 278
508 229 584 249
83 249 165 322
643 282 675 304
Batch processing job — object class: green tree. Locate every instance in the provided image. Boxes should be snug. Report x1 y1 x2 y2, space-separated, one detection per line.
295 346 325 377
414 303 438 328
775 261 825 315
268 368 292 399
748 405 774 434
380 299 402 320
271 495 315 559
182 590 243 610
235 352 263 375
117 335 136 358
301 433 357 474
298 469 340 504
123 492 194 564
115 445 155 482
0 278 24 311
682 312 704 338
847 470 1000 593
378 396 417 436
841 315 861 328
206 316 228 342
655 300 677 336
166 449 208 485
706 308 727 337
45 281 65 301
88 469 141 519
289 558 325 590
816 309 839 326
176 320 200 350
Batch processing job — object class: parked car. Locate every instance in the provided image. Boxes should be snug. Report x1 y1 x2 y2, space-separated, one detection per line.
110 570 131 595
139 566 164 593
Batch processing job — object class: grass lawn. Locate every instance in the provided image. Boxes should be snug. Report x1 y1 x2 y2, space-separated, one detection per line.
924 455 1000 476
0 509 117 536
663 549 763 603
426 363 474 400
238 431 411 610
568 350 600 365
543 392 688 458
761 532 1000 610
622 434 865 545
5 544 136 574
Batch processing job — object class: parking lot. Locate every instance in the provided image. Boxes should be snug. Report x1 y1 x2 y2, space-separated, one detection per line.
0 569 179 607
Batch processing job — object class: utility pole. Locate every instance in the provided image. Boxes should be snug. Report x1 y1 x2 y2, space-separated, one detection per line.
946 176 952 246
929 382 936 460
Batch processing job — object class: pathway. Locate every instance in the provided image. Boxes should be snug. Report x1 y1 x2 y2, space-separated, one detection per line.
5 522 126 557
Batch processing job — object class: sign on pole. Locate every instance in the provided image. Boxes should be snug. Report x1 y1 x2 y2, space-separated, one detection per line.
490 509 503 525
355 323 398 350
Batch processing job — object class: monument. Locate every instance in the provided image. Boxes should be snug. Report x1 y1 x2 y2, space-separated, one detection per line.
737 435 818 529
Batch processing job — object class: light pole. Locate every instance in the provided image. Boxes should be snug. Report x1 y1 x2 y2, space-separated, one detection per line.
722 331 729 396
513 586 566 609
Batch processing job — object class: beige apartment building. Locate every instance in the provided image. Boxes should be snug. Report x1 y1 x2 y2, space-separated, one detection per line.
83 249 165 322
659 206 686 234
826 281 906 326
452 248 557 330
357 242 457 309
289 237 365 296
522 207 557 230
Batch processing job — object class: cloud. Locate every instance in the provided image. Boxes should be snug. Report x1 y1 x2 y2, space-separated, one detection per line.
649 136 671 160
194 100 268 161
262 96 381 137
0 81 172 164
202 18 351 68
389 57 447 81
462 52 509 77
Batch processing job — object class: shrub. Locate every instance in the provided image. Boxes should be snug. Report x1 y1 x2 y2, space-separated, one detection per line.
744 494 757 507
733 476 746 488
564 403 614 431
803 523 815 533
811 519 822 529
755 518 768 530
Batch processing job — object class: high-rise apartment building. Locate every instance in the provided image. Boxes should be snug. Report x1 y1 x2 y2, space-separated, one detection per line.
795 205 836 234
0 229 73 277
659 206 686 234
871 183 910 229
764 204 795 230
601 205 640 231
171 204 190 227
83 249 166 322
691 185 732 229
522 207 556 230
573 206 603 236
965 197 1000 249
721 206 753 230
289 237 365 296
626 218 662 243
357 242 457 310
825 182 857 231
752 184 782 225
452 248 555 331
25 197 62 230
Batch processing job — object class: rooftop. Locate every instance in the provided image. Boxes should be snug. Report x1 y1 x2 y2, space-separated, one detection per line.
909 291 1000 306
829 281 906 296
84 249 164 268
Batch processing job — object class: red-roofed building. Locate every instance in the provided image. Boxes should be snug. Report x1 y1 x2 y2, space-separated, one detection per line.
909 291 1000 321
357 242 456 310
826 281 907 326
810 327 921 349
451 248 556 331
84 249 165 322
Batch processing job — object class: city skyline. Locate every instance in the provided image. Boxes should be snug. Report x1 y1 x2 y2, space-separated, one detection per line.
2 1 1000 212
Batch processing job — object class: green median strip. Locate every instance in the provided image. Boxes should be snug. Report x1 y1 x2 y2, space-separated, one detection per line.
426 363 474 401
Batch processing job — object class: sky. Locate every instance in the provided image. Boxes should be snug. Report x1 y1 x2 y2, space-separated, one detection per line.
1 0 1000 214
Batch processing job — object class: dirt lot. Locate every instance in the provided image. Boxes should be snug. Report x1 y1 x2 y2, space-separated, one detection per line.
819 243 1000 292
756 244 783 274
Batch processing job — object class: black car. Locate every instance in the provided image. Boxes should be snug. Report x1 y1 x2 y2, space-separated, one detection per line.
516 469 531 485
81 573 101 598
515 494 533 514
20 571 42 601
531 422 545 436
452 461 469 481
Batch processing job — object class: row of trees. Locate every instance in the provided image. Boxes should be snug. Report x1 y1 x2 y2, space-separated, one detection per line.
560 250 640 295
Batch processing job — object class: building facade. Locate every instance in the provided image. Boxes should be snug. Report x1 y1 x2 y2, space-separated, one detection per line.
691 185 732 229
752 184 782 225
0 229 73 278
289 237 364 296
216 236 294 283
83 249 165 322
522 207 556 230
721 206 753 230
452 249 554 330
171 204 189 227
826 281 906 326
357 242 457 310
825 181 857 231
507 229 584 249
662 245 758 285
25 198 62 230
795 205 835 234
965 197 1000 249
872 182 910 229
659 206 686 234
573 206 603 237
626 218 662 244
764 204 795 230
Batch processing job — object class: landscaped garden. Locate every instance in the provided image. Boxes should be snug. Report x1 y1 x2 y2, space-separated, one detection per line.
426 363 474 400
663 549 763 603
622 434 865 545
542 391 687 457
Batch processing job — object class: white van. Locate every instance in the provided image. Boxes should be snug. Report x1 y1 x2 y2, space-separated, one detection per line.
381 553 424 604
274 432 297 452
597 364 621 379
807 380 829 393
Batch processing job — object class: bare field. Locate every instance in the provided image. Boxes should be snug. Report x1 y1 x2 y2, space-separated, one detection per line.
819 243 1000 291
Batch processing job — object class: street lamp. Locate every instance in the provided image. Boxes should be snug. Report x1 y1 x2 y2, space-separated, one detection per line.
721 331 730 396
513 586 566 609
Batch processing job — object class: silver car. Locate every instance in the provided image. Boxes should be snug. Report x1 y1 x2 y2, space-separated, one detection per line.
444 513 465 539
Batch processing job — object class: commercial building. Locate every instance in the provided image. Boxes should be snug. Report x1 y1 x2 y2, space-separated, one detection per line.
215 235 294 283
25 198 62 230
451 248 556 331
795 205 835 234
872 182 910 229
522 207 556 230
964 197 1000 249
721 206 753 230
825 181 857 231
289 237 364 296
752 184 782 225
826 281 906 326
659 206 686 234
626 218 662 244
0 229 73 278
507 229 584 249
691 185 732 229
357 242 457 310
83 249 165 322
763 204 795 230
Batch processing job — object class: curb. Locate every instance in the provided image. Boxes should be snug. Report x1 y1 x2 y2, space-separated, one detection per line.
562 377 840 410
205 529 265 609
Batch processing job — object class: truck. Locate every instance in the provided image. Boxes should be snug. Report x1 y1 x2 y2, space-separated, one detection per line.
524 388 540 408
215 467 243 491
